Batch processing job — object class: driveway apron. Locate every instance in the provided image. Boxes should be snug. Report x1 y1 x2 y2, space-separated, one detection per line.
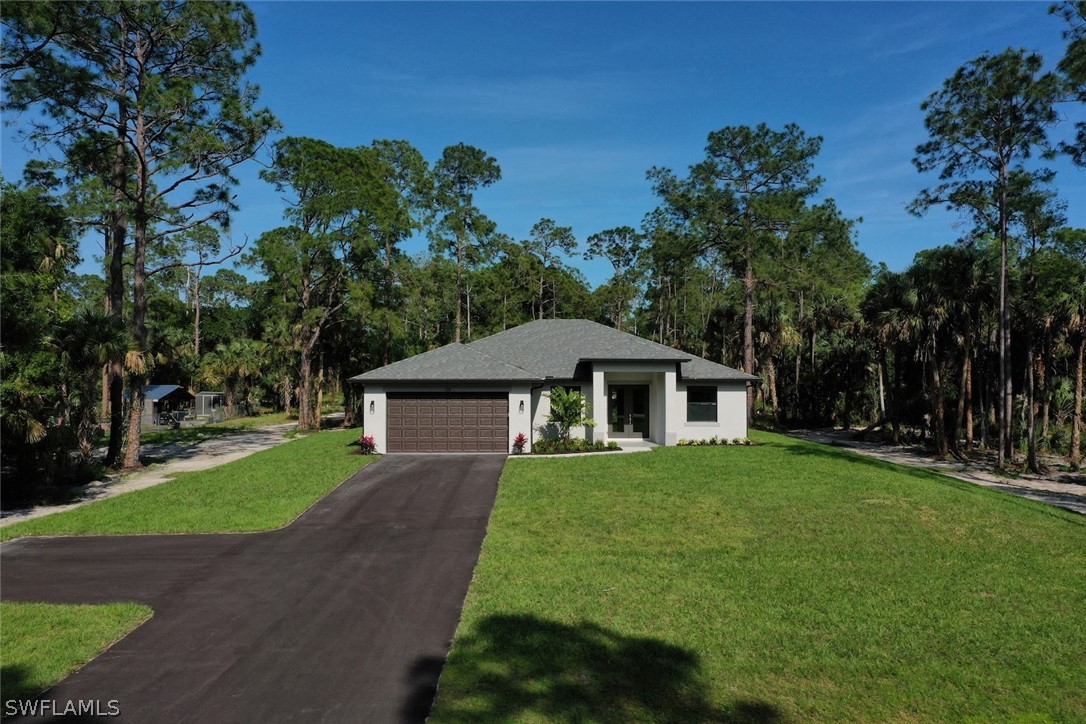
1 454 506 723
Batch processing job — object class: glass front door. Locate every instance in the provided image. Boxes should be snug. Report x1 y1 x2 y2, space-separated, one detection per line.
608 385 650 438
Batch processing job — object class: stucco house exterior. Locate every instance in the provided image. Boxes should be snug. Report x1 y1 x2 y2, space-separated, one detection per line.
349 319 759 453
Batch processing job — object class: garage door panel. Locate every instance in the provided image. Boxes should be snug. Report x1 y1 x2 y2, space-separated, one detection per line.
387 392 508 453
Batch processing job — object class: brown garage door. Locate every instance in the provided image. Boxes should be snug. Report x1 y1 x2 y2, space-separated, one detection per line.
387 392 509 453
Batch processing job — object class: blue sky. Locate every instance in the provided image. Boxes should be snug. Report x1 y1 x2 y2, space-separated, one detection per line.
3 1 1083 287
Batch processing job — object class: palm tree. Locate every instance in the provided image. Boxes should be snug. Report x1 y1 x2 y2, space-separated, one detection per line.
201 339 267 418
54 307 129 466
862 266 913 444
1057 256 1086 468
755 296 800 424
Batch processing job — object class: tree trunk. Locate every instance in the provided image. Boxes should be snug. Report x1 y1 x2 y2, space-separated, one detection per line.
383 238 393 366
314 348 325 429
743 251 755 422
765 358 779 424
930 347 948 459
952 353 968 453
964 351 974 451
76 375 99 466
1071 334 1083 468
455 234 464 343
225 385 238 418
877 359 886 419
298 350 313 431
342 373 356 428
104 124 128 467
122 213 149 469
1027 346 1039 473
193 270 202 359
998 164 1013 467
100 229 111 429
101 362 110 431
890 346 901 445
1036 336 1049 460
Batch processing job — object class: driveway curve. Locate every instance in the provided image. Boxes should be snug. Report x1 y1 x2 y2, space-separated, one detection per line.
1 454 506 723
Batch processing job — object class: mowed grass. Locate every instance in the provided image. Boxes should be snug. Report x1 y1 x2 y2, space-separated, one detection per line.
432 431 1086 722
0 602 151 701
1 428 370 540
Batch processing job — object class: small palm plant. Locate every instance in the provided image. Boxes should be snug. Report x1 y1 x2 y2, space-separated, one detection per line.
545 386 596 443
53 307 130 466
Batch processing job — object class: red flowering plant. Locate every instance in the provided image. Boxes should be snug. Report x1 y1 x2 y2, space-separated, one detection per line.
359 434 377 455
512 432 528 454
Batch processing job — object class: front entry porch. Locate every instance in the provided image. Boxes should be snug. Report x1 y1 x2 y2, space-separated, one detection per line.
589 363 677 447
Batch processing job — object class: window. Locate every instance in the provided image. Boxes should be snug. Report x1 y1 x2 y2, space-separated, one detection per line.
686 386 717 422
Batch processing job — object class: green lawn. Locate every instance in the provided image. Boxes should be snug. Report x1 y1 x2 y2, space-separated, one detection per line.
1 428 370 541
432 431 1086 722
0 602 151 701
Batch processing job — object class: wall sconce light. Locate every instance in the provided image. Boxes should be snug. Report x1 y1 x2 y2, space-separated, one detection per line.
518 400 525 414
369 401 375 414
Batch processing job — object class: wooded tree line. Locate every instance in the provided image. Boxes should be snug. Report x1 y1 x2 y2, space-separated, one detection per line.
1 1 1083 504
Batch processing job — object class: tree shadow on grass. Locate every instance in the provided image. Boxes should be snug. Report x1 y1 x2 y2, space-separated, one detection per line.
410 614 784 723
1 663 38 705
0 665 111 722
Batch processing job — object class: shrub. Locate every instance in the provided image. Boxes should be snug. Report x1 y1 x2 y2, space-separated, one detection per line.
512 432 528 454
358 434 377 455
607 441 620 450
545 387 596 442
709 436 719 446
731 438 743 446
532 436 616 453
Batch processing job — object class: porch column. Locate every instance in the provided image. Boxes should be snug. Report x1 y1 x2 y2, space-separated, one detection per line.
662 369 678 446
591 367 606 444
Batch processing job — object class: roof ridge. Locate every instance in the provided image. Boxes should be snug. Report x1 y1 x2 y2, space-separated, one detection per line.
464 343 542 376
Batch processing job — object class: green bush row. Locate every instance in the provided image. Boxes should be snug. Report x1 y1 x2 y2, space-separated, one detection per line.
677 437 753 447
528 438 621 455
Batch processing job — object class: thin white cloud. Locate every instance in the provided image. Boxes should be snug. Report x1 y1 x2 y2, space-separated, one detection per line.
366 69 673 121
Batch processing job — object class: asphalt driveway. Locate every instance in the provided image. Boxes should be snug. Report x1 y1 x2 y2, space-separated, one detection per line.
0 454 506 723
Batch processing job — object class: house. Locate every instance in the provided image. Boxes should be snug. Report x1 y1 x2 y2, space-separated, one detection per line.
194 391 226 418
136 385 195 426
350 319 759 453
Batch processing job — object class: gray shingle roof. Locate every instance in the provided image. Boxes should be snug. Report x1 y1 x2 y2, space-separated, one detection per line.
468 319 690 378
678 355 760 381
348 343 540 383
350 319 759 384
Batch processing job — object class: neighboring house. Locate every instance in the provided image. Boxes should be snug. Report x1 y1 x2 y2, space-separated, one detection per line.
350 319 759 454
194 391 226 418
132 385 195 426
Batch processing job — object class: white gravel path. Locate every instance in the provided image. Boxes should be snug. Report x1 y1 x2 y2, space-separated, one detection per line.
0 420 314 527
